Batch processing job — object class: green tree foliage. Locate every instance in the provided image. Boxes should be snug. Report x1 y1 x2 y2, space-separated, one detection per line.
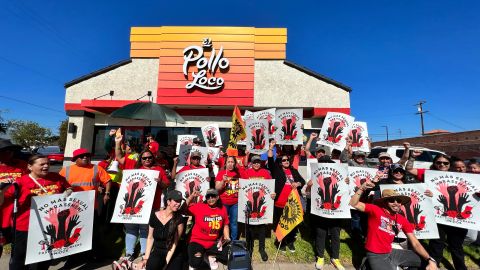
8 120 53 148
58 119 68 149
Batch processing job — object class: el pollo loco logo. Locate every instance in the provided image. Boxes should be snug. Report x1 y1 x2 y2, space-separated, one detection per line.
183 38 230 91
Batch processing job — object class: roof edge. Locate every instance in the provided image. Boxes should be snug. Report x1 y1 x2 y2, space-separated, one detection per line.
283 60 352 92
64 59 133 88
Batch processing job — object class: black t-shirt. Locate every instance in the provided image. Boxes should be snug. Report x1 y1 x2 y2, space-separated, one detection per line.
149 212 173 250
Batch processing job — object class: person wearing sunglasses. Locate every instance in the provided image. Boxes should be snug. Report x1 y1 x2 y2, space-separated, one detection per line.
171 151 206 180
350 184 438 270
267 140 305 252
185 189 230 270
136 190 185 270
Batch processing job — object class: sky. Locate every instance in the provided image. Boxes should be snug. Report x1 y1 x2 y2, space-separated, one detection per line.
0 1 479 141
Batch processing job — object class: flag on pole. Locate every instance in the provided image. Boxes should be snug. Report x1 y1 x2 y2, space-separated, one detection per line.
227 106 246 156
275 189 304 242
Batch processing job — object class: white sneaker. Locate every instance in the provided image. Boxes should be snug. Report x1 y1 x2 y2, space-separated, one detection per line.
208 255 219 270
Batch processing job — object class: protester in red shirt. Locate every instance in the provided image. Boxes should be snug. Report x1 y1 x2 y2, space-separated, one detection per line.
243 155 275 261
215 156 244 241
185 189 230 270
304 133 326 160
350 181 437 270
0 155 71 269
145 133 159 156
115 134 170 261
267 140 305 252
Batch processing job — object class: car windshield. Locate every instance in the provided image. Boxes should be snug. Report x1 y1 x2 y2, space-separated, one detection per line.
37 146 61 154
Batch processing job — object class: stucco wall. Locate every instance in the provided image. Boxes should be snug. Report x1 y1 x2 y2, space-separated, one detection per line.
254 61 350 108
64 116 95 158
65 59 159 103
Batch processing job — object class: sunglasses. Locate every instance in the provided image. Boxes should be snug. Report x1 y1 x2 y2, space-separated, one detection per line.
435 161 450 166
141 156 154 160
386 198 402 203
191 156 201 160
281 159 290 162
379 157 390 160
78 154 91 159
252 161 262 164
393 170 404 174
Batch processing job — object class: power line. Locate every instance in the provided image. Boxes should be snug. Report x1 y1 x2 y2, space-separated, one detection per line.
0 95 65 115
0 56 62 83
426 112 467 131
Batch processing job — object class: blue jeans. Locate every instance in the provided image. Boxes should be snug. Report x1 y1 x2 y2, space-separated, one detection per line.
125 223 148 255
225 204 238 240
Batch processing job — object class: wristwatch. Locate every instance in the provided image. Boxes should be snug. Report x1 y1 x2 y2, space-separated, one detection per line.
428 257 436 263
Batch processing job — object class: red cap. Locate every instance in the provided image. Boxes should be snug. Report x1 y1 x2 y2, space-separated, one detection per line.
72 148 91 161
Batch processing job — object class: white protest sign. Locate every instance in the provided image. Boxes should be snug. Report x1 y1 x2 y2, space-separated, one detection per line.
238 179 275 225
274 109 303 145
349 121 370 153
246 119 269 155
348 166 378 195
317 112 355 150
175 168 210 203
26 191 95 264
380 184 439 239
111 169 159 224
310 163 351 218
201 124 222 146
254 108 276 136
207 147 221 162
176 135 197 155
425 170 480 230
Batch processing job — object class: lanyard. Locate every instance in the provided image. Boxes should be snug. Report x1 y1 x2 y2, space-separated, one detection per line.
29 174 48 193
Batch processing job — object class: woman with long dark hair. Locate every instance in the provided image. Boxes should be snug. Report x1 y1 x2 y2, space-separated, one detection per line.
137 190 184 270
0 155 71 270
267 140 305 252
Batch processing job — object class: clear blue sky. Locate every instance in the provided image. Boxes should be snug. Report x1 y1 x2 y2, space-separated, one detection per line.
1 1 479 140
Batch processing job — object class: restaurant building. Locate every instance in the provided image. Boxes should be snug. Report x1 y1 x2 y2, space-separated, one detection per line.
64 26 351 159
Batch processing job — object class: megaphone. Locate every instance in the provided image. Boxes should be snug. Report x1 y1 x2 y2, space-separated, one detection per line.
107 160 120 173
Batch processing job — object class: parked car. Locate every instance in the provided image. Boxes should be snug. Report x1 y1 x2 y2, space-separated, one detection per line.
366 146 446 169
35 146 64 164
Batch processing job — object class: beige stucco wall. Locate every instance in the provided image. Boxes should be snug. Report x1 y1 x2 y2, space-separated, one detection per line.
64 116 95 158
65 59 159 103
254 60 350 108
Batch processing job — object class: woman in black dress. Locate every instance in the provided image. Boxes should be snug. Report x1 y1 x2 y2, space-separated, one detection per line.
138 190 185 270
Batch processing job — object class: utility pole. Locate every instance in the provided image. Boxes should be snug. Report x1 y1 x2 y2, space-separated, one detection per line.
415 101 428 136
398 129 402 139
381 125 389 146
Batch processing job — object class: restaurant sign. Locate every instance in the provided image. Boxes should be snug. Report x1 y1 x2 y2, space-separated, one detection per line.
183 38 230 91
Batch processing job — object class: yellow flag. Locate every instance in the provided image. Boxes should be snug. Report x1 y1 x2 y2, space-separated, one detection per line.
226 106 246 156
275 189 304 242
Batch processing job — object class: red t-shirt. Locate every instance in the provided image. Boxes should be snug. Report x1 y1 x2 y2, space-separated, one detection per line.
177 165 205 174
364 203 414 254
0 161 28 229
188 203 229 249
216 169 244 205
416 168 426 182
243 168 271 179
3 173 70 231
130 165 170 210
123 156 138 170
275 168 294 208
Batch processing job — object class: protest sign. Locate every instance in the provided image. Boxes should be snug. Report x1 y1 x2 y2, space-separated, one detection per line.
348 166 378 195
177 144 192 169
207 147 221 162
306 158 318 182
425 170 480 230
238 179 275 225
191 146 208 165
238 111 254 146
245 119 269 155
111 169 159 224
175 168 210 203
201 124 222 146
26 191 95 264
317 112 355 150
380 184 439 239
274 109 303 145
254 108 276 136
310 163 351 218
176 135 197 155
349 121 370 153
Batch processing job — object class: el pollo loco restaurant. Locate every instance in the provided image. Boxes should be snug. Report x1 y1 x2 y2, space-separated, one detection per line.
64 26 351 160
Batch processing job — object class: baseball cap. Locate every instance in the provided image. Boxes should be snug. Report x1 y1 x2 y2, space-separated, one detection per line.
378 152 392 159
251 155 261 162
166 190 183 201
190 151 202 158
353 151 367 156
206 189 219 196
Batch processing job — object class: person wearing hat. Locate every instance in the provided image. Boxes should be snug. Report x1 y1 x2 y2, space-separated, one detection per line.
350 182 438 270
145 133 160 157
185 189 230 270
305 133 326 160
192 137 203 146
348 150 373 168
171 149 207 181
135 190 185 270
242 155 275 261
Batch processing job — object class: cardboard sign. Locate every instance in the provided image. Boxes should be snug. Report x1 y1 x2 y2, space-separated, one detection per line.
380 184 440 239
176 135 197 155
201 124 222 146
254 108 276 136
317 112 355 150
274 109 303 145
177 144 193 168
175 168 210 203
245 119 269 155
111 169 159 224
25 191 95 264
238 179 275 225
425 170 480 230
349 121 370 153
310 163 351 218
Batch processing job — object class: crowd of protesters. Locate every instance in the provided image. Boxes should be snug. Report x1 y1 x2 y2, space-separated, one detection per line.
0 127 479 270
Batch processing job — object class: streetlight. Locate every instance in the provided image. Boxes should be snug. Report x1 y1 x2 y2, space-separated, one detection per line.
381 125 389 146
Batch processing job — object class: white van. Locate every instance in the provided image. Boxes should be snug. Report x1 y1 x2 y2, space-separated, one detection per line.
366 146 446 169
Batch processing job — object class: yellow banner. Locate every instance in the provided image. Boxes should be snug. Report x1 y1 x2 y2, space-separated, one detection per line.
275 189 304 242
226 106 246 156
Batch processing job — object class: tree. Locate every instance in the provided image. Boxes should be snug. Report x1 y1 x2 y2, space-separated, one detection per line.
58 119 68 150
8 120 53 148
